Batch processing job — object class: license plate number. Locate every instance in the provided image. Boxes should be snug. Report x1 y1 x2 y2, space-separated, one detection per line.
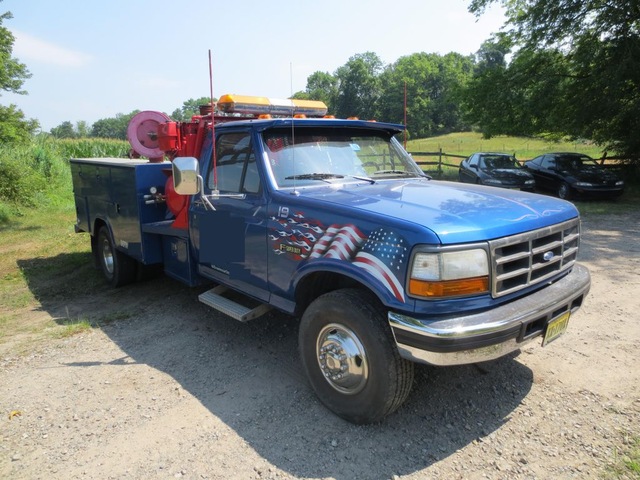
543 311 570 346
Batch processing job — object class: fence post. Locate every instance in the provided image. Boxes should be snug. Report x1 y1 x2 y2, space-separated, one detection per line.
438 148 443 176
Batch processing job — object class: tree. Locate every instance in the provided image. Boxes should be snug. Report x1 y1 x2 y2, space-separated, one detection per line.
50 121 76 138
333 52 384 120
171 97 212 122
0 103 38 143
467 0 640 159
90 111 140 139
378 52 474 138
0 10 30 95
292 71 338 113
76 120 89 137
0 6 39 143
463 37 572 139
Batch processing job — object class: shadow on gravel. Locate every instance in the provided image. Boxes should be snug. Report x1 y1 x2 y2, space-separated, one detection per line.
24 258 534 480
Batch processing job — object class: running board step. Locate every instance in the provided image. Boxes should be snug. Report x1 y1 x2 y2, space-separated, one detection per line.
198 285 271 322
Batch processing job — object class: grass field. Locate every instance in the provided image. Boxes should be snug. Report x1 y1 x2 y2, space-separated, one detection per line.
407 131 604 161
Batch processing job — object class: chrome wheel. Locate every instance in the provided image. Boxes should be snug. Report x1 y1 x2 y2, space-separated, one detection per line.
100 235 114 275
316 323 368 395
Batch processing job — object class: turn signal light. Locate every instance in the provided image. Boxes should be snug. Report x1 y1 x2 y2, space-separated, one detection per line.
409 276 489 298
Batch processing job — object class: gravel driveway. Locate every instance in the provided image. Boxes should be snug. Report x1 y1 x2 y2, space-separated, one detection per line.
1 212 639 480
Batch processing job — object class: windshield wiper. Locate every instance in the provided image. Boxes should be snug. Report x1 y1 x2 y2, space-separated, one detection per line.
285 173 341 183
373 169 431 179
285 173 376 184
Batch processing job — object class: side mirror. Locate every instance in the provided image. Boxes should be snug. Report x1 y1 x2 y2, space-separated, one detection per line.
172 157 200 195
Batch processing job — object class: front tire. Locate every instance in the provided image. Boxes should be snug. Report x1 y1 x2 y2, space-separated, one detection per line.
299 289 414 424
558 182 572 200
97 226 137 287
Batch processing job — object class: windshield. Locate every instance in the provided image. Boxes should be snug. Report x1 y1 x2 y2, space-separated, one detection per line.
481 155 520 169
556 155 596 171
263 127 424 188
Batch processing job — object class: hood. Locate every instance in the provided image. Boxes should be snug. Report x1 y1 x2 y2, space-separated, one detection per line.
484 168 534 181
565 166 621 185
297 179 578 244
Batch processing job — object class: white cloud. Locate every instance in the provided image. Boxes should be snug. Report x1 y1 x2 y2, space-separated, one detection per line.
11 30 92 67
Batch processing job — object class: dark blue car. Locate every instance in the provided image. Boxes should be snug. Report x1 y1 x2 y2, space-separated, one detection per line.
523 152 624 200
459 152 536 191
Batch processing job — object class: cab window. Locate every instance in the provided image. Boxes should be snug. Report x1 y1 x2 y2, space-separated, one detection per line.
207 132 261 194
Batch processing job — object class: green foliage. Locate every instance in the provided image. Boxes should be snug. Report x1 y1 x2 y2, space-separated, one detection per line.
293 71 338 112
0 136 128 210
0 103 39 143
90 110 140 140
334 52 384 120
56 137 130 158
380 52 474 138
0 7 39 145
464 42 572 139
295 51 473 138
50 120 77 138
0 9 31 95
171 97 213 121
0 141 50 206
466 0 640 161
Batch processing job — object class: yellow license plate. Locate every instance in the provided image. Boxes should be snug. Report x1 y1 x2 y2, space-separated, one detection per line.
543 311 571 346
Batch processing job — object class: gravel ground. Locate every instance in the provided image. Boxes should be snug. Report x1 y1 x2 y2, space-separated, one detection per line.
1 212 639 480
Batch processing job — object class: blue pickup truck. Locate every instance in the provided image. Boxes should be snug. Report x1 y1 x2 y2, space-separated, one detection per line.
71 110 591 424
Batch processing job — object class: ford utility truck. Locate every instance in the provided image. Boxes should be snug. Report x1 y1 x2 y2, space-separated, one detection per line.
70 95 591 424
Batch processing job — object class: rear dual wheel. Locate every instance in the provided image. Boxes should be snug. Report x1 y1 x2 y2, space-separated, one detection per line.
299 289 414 424
97 226 137 287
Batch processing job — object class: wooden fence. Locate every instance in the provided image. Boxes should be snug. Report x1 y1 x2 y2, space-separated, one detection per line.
407 149 467 174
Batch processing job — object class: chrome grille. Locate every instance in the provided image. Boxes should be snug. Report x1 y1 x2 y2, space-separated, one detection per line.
489 218 580 297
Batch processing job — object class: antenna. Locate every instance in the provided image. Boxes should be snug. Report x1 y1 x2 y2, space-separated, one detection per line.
209 49 219 194
290 61 298 195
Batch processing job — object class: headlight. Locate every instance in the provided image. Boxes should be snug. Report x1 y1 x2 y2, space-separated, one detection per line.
575 182 593 187
483 179 503 186
616 180 624 186
409 249 489 299
525 179 535 185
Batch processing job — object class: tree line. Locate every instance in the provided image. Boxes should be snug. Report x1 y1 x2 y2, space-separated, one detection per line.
1 0 639 162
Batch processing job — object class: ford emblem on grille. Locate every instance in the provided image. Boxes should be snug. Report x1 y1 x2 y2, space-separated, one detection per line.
543 251 555 262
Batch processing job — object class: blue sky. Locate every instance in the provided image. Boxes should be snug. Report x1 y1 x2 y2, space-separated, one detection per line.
3 0 505 131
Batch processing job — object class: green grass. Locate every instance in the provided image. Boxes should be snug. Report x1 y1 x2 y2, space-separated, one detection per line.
0 202 102 345
407 131 605 161
54 318 94 338
605 434 640 479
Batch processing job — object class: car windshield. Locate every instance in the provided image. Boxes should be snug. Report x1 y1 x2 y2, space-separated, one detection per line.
263 127 425 188
555 155 595 170
481 155 519 169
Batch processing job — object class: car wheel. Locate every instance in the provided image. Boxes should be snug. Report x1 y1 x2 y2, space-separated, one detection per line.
299 288 414 424
558 182 572 200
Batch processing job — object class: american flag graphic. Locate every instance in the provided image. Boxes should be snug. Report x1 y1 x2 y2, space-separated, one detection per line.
270 213 408 302
309 225 366 260
352 228 407 302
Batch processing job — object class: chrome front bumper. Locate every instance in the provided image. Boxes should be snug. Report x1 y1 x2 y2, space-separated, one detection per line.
388 264 591 366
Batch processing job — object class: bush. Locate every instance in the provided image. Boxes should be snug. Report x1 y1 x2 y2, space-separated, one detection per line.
0 145 49 206
0 136 129 210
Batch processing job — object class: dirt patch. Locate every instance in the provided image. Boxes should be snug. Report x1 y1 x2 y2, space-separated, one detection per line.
1 212 639 480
